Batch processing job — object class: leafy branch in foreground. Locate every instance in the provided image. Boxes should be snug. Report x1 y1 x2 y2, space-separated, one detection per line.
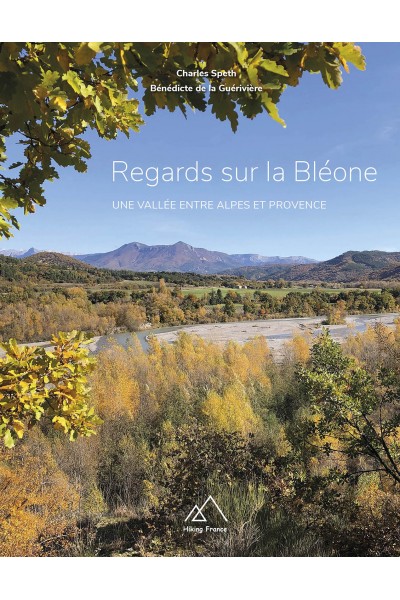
0 42 365 237
298 331 400 485
0 330 101 448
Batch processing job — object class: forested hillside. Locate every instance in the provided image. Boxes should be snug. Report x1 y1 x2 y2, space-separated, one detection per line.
2 325 400 556
226 251 400 283
0 256 398 343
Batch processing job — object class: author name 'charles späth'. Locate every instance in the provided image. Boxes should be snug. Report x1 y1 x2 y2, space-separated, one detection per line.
176 69 237 78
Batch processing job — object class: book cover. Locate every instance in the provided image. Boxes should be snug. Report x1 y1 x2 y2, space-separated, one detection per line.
1 41 399 560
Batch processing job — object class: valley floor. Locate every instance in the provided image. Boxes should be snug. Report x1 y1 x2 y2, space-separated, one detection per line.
4 313 398 359
148 313 400 357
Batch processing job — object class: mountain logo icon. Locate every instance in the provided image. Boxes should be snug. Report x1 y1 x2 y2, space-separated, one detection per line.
185 495 228 523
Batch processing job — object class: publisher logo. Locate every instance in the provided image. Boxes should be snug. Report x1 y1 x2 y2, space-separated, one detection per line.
183 495 228 534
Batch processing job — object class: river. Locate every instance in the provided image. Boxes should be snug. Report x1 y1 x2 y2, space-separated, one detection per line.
91 312 399 355
2 313 397 358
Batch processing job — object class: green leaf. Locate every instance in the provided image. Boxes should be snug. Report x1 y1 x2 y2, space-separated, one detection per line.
260 59 288 77
3 428 15 448
88 42 102 53
8 161 23 170
0 197 19 209
42 70 59 89
63 70 82 94
230 43 248 67
261 93 286 127
333 43 366 71
209 91 239 132
12 420 24 439
247 65 260 87
49 94 68 112
53 415 69 433
75 43 96 66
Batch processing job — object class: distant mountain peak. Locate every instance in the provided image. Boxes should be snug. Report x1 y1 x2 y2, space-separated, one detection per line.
124 241 148 248
0 247 42 258
172 241 194 249
24 247 41 256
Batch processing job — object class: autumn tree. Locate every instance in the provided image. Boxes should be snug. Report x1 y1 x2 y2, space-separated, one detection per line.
0 42 365 237
324 299 347 325
0 432 79 556
0 331 101 447
283 334 310 364
90 342 140 419
202 383 261 436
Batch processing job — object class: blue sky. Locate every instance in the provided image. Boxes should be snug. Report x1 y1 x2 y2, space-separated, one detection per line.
2 43 400 260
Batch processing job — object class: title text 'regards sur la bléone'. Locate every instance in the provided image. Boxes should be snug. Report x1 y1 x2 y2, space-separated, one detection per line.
112 160 377 188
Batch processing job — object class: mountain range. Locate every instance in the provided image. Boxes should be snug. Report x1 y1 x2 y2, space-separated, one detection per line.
1 242 316 274
0 247 41 258
75 241 317 273
2 243 400 282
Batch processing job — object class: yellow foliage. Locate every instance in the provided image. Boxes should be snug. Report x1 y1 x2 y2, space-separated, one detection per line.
343 324 395 370
224 341 251 382
394 318 400 342
325 299 347 325
91 332 273 428
0 436 78 556
283 334 310 364
81 483 106 518
91 342 140 419
355 473 387 518
0 295 116 342
202 382 261 436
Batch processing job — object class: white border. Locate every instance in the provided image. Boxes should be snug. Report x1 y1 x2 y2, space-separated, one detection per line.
1 0 399 41
2 556 399 599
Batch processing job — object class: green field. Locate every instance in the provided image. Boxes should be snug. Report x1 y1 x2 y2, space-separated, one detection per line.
180 286 377 299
